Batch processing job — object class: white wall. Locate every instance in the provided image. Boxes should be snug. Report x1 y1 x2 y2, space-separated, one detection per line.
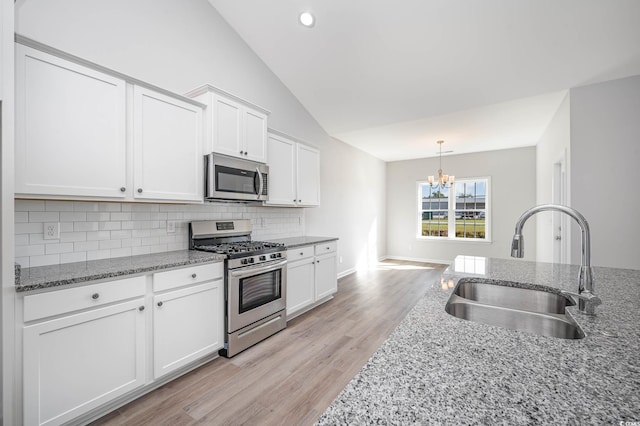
535 93 571 262
570 74 640 270
306 138 386 273
386 147 537 264
14 0 386 276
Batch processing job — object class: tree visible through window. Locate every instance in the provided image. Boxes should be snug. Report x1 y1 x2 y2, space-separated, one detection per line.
418 178 489 240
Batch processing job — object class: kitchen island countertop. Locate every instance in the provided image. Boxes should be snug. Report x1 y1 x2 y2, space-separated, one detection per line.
317 256 640 424
15 250 225 292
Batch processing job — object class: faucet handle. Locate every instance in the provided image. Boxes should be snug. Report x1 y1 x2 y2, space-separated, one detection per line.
561 290 602 315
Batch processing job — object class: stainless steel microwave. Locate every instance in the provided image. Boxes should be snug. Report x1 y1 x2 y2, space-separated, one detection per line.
205 153 268 202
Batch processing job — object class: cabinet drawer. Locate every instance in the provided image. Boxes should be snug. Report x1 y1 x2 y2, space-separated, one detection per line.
153 262 223 292
23 276 146 322
315 241 337 255
287 245 315 261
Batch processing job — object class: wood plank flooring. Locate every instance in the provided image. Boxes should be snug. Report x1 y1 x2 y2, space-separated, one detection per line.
92 260 446 426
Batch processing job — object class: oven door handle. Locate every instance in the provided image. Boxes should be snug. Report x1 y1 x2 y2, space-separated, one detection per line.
229 259 287 278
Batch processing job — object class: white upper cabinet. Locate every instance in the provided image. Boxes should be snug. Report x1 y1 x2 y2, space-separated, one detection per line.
15 44 127 199
265 133 296 206
133 86 203 202
14 40 206 203
265 131 320 207
296 143 321 207
186 85 269 163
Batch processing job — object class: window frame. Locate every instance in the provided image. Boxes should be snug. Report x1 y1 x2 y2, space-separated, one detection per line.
416 176 491 242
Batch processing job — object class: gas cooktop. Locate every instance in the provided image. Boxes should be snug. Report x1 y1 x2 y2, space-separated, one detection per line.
193 241 285 258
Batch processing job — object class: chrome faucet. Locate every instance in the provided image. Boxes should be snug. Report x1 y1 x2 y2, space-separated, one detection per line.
511 204 601 315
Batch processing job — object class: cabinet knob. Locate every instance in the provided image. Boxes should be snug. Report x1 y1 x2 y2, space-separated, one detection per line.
299 252 304 255
137 188 143 193
245 151 248 156
120 187 126 192
92 293 99 300
139 306 145 311
157 301 163 307
240 150 244 155
191 273 197 279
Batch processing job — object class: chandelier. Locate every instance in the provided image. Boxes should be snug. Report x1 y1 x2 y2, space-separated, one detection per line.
428 140 455 189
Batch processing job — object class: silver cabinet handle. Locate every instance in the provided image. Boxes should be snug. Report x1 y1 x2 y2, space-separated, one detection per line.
92 293 99 300
191 273 197 279
120 187 126 192
139 306 145 311
137 188 143 193
157 301 163 307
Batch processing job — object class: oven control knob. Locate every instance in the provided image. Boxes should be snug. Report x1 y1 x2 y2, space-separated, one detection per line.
259 255 266 261
249 258 255 263
276 253 282 258
270 254 276 259
241 259 248 265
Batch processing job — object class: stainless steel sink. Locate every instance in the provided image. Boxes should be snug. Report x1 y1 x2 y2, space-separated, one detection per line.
445 278 585 339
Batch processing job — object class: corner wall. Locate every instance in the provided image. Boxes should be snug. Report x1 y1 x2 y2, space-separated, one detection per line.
570 74 640 270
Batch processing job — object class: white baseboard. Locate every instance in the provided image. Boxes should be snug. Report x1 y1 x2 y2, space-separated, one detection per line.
337 267 356 279
384 255 452 266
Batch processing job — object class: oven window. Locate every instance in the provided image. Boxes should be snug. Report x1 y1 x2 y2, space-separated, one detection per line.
216 165 257 195
239 269 282 313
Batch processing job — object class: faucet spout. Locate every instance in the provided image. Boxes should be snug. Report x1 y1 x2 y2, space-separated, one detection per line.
511 204 597 314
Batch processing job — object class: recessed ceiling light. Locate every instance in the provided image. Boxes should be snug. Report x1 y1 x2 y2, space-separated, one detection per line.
299 11 315 28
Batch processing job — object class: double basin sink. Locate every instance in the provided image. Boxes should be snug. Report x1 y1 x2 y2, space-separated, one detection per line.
445 278 585 339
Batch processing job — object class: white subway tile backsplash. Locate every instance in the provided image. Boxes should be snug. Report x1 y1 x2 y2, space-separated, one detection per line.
29 211 60 223
15 200 304 268
87 212 111 221
45 243 74 255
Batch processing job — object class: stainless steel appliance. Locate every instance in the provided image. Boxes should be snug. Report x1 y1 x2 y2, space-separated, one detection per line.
189 219 286 357
205 153 268 202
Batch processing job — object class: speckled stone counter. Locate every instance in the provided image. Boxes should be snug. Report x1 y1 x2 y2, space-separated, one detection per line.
317 257 640 424
15 250 225 292
270 236 338 249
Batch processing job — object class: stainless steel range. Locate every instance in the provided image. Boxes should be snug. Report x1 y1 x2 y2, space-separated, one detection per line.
189 219 287 357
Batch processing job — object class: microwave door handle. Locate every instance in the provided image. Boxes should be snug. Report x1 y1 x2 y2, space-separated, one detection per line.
256 166 264 199
229 260 287 278
206 153 214 196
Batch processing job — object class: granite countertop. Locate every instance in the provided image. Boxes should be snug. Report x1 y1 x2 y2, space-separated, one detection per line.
317 256 640 424
15 250 225 292
270 236 338 249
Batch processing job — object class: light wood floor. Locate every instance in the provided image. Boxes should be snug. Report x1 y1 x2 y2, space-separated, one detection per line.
93 260 446 426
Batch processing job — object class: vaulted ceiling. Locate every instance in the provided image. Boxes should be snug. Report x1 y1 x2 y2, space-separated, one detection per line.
209 0 640 161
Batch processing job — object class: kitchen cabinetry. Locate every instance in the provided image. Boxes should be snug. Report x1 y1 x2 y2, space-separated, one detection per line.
152 263 224 379
186 84 269 163
22 277 147 426
265 131 320 207
15 44 127 199
14 39 205 203
18 261 224 426
133 86 203 202
286 241 337 319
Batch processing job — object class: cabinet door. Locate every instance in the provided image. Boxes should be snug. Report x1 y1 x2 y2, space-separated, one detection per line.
23 299 146 426
296 144 321 206
153 280 224 379
315 252 337 300
286 258 315 317
265 134 296 206
15 44 127 198
212 94 243 158
243 108 268 163
133 86 203 202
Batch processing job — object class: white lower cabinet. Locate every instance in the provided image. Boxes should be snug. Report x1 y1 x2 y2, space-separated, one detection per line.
19 262 224 426
153 280 224 379
286 241 338 318
23 298 146 426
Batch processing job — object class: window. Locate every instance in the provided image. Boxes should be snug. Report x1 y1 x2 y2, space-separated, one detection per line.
418 177 490 241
